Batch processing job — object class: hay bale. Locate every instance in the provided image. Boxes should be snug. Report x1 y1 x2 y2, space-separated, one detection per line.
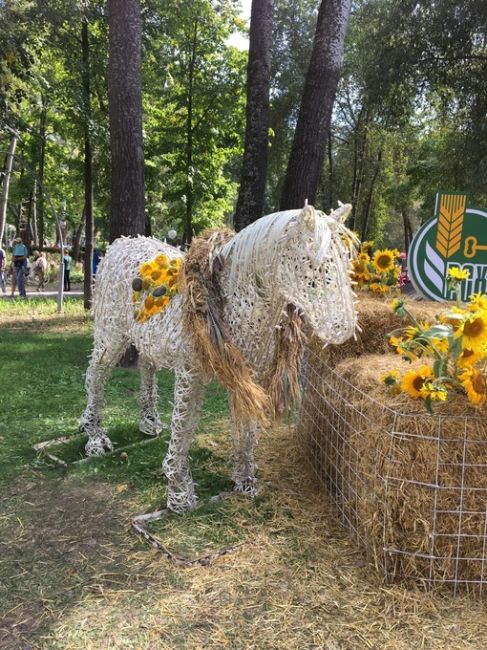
320 295 448 366
299 343 487 593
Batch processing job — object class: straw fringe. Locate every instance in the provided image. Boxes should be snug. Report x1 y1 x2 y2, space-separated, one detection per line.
182 229 306 426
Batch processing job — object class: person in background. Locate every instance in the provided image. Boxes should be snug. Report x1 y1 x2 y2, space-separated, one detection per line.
63 248 72 291
0 246 6 294
32 251 48 291
12 237 28 298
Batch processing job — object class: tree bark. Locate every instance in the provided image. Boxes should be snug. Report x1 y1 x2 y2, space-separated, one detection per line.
402 208 413 253
38 102 47 249
182 20 198 245
72 215 84 263
29 180 38 248
360 149 382 241
107 0 145 242
280 0 352 210
234 0 273 232
0 135 17 246
82 17 94 310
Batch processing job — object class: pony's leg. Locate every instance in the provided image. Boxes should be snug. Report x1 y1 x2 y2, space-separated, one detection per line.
162 366 207 513
231 409 258 496
138 356 164 436
81 338 128 456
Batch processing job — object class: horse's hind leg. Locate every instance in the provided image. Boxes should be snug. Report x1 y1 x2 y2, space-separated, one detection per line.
138 356 164 436
162 365 207 513
231 410 258 497
81 337 128 456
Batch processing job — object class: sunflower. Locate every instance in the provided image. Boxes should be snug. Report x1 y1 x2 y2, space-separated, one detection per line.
358 252 370 262
404 322 428 341
419 381 448 402
144 295 155 310
469 293 487 312
155 254 169 269
389 298 404 314
400 365 434 399
140 261 155 277
459 367 487 405
369 282 389 294
389 335 418 362
457 348 482 369
373 249 396 273
360 241 375 255
447 266 470 281
151 269 162 282
458 312 487 353
429 337 449 355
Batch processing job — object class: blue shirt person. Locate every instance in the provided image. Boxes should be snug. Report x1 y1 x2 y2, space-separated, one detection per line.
12 237 28 298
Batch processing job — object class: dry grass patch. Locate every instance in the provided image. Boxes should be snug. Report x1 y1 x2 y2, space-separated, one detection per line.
37 423 487 650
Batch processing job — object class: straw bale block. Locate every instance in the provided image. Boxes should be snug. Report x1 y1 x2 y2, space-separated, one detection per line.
298 296 487 593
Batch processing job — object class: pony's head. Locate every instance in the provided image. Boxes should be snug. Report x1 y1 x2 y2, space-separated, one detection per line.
274 204 357 344
220 204 357 345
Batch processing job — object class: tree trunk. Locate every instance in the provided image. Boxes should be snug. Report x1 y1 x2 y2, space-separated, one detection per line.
38 102 47 249
360 149 382 241
402 208 413 253
233 0 273 232
29 180 38 248
108 0 145 243
0 135 17 245
280 0 352 210
72 215 84 262
182 20 198 246
327 130 333 211
82 17 94 310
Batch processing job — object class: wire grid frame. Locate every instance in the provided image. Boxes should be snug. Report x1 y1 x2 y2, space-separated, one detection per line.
297 344 487 595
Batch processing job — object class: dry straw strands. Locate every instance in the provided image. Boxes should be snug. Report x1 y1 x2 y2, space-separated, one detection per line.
182 228 272 426
298 296 487 593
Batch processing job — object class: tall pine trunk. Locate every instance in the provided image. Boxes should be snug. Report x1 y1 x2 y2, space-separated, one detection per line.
182 20 198 246
82 17 94 310
38 102 47 248
280 0 352 210
0 134 17 245
233 0 273 232
108 0 145 242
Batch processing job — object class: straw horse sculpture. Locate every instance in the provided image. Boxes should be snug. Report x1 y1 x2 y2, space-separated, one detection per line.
81 204 357 513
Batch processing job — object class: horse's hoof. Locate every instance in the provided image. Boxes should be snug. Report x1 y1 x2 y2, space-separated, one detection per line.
233 477 258 497
139 419 165 437
85 435 113 456
166 492 199 514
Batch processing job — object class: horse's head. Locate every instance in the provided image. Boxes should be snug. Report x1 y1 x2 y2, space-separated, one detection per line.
276 204 357 345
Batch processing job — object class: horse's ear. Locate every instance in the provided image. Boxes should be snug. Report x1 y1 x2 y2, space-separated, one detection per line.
300 203 316 232
328 201 352 223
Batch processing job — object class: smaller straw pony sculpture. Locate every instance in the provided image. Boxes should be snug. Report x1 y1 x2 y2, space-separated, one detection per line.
81 204 357 513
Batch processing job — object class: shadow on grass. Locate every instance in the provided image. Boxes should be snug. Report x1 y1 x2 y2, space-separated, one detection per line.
0 325 238 648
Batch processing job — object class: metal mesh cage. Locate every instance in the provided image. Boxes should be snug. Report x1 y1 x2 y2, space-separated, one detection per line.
297 345 487 594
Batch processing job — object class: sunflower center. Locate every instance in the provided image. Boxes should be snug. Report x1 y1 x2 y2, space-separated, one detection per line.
376 254 392 269
413 376 425 391
471 371 487 395
462 349 475 360
464 318 485 338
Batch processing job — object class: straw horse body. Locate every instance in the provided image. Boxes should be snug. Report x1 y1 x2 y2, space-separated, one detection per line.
81 205 357 513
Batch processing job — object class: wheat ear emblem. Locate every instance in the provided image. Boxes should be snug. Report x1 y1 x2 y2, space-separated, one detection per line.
435 194 466 258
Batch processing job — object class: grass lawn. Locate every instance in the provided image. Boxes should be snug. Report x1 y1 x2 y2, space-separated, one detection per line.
1 299 487 649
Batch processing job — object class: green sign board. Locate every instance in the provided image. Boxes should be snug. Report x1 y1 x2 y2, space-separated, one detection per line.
409 192 487 302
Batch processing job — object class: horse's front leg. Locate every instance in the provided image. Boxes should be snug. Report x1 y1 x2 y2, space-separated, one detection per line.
231 408 258 497
162 365 207 513
138 355 164 436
